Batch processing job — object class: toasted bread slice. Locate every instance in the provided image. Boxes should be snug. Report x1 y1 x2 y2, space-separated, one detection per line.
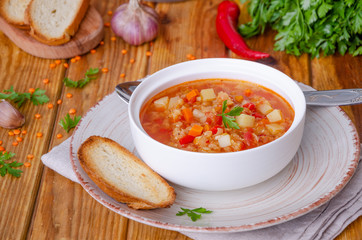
0 0 32 28
26 0 89 45
78 136 176 210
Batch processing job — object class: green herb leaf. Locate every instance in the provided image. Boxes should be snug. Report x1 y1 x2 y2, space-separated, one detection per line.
63 68 99 88
239 0 362 57
218 100 243 129
31 88 50 105
0 152 23 178
0 86 31 107
59 113 81 133
176 207 213 222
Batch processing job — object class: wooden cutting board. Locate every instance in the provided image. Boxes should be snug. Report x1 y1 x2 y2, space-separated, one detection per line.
0 5 104 59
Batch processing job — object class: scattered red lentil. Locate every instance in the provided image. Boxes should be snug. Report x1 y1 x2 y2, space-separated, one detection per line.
24 162 31 167
13 129 21 135
130 58 135 64
35 113 41 119
8 131 14 136
111 36 117 41
69 108 76 114
101 68 109 73
66 93 73 98
0 146 4 151
27 154 34 160
63 63 69 68
55 60 61 65
12 141 18 146
56 133 63 139
57 99 62 104
75 56 81 61
47 103 54 109
107 10 113 15
104 22 110 27
43 78 50 84
90 49 96 54
0 140 2 145
149 41 153 46
186 54 196 60
49 63 56 69
70 58 76 63
16 137 22 142
22 130 27 135
121 49 127 54
100 41 104 45
36 132 43 138
120 73 125 78
146 51 152 57
29 88 35 94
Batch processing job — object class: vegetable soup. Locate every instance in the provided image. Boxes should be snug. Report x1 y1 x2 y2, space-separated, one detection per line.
140 79 294 153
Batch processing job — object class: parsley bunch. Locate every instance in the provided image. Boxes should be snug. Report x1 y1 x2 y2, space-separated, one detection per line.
239 0 362 57
63 68 99 88
59 113 81 132
176 207 213 222
218 100 243 129
0 86 49 107
0 152 23 178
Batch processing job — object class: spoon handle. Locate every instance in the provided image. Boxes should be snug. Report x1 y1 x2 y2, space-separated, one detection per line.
116 81 362 107
303 89 362 106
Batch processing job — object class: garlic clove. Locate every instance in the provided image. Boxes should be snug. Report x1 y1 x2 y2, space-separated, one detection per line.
0 100 25 129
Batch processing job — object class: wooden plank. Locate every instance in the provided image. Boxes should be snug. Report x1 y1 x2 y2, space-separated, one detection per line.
0 32 65 239
27 0 150 239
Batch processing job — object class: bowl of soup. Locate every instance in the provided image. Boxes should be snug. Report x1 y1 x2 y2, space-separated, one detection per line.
127 58 306 191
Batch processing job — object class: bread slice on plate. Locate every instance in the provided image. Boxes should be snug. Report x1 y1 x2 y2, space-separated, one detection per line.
78 136 176 210
26 0 90 45
0 0 32 28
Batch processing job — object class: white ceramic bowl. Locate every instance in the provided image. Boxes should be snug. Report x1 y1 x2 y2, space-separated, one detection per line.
128 58 306 191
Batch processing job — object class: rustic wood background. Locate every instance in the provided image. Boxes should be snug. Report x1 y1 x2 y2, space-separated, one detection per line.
0 0 360 239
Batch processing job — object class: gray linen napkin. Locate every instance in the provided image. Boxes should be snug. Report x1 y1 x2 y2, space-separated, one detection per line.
41 142 362 240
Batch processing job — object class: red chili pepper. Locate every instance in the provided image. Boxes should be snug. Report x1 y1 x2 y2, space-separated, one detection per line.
252 112 264 118
215 115 223 125
211 125 222 135
216 1 270 60
179 135 195 145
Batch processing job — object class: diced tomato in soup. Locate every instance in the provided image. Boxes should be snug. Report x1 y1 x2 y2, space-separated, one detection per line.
140 79 294 153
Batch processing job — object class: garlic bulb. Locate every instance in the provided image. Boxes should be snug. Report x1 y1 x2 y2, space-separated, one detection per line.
111 0 159 45
0 100 25 129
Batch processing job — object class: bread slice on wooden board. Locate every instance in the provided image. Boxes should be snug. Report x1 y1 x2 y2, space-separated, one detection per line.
0 0 32 28
26 0 90 45
78 136 176 210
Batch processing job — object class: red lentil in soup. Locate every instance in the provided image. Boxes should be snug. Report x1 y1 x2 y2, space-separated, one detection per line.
140 79 294 153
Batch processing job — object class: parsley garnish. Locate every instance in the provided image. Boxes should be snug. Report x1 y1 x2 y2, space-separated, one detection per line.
63 68 99 88
218 100 243 129
239 0 361 58
176 207 213 222
59 113 81 133
0 152 23 178
0 86 49 107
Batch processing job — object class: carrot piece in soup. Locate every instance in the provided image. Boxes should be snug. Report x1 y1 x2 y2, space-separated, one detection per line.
186 89 200 102
188 125 203 137
182 108 193 122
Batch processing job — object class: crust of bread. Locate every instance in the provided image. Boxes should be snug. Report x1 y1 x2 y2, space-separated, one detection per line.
26 0 90 45
0 0 30 28
78 136 176 210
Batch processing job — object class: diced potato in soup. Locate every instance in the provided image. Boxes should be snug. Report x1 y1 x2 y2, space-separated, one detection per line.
257 102 273 115
267 109 283 122
140 79 294 153
154 96 169 110
216 134 231 148
200 88 216 101
236 114 255 128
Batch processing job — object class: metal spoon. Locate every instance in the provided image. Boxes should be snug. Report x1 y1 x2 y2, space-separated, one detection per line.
115 81 362 106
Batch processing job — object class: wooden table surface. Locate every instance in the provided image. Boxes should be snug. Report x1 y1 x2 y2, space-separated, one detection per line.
0 0 361 239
